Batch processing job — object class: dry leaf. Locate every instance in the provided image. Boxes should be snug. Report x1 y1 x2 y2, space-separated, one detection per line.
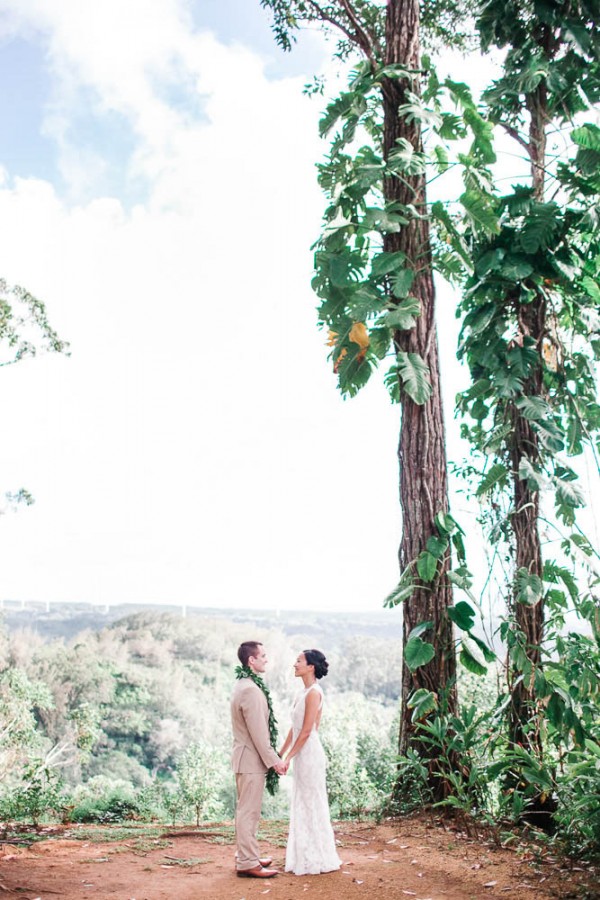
386 838 398 844
353 879 364 884
349 322 369 351
326 330 338 347
484 881 498 887
333 347 347 372
401 892 417 896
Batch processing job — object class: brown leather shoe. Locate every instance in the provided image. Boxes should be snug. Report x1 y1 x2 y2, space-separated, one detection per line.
234 855 272 867
237 865 278 878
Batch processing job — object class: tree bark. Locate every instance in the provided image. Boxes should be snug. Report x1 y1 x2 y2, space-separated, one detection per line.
383 0 456 799
508 79 547 753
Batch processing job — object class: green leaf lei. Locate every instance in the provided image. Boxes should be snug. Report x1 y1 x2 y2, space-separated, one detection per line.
235 665 279 795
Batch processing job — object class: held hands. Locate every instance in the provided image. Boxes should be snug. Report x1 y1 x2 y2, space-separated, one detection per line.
273 758 289 776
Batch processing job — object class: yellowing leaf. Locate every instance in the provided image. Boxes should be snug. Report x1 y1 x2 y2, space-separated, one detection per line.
349 321 370 351
333 347 347 373
326 329 338 347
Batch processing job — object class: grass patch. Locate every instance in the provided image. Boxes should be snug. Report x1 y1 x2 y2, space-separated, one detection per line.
258 820 288 848
69 825 165 843
161 856 212 867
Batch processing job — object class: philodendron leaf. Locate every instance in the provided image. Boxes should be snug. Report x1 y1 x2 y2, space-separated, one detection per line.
382 298 421 331
404 636 436 671
407 688 438 722
447 600 476 631
408 620 434 641
460 190 500 235
370 250 407 277
383 578 415 607
516 568 544 605
396 351 432 404
417 550 438 582
426 534 448 559
460 637 487 675
391 269 416 298
475 462 508 497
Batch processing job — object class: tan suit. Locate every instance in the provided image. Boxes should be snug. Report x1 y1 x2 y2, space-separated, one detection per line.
231 678 280 871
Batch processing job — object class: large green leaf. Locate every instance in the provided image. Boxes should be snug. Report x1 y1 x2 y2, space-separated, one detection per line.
407 688 438 722
404 636 435 672
370 251 407 277
460 190 500 235
572 123 600 151
396 351 433 404
515 395 552 421
518 456 547 490
408 620 434 640
469 633 496 663
391 269 415 298
460 637 487 675
499 255 534 281
447 601 476 631
417 550 438 582
381 296 421 330
327 250 365 287
383 580 415 608
387 138 427 175
516 568 543 605
518 202 560 253
475 462 509 497
426 534 448 559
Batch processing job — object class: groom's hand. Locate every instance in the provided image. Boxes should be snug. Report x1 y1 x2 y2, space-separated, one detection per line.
273 760 288 776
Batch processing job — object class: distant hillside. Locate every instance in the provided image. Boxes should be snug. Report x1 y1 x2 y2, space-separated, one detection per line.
0 600 404 648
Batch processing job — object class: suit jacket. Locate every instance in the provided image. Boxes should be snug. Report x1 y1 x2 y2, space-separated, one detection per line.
231 678 280 773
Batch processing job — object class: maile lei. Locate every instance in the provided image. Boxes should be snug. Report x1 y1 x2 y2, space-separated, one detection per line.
235 665 279 795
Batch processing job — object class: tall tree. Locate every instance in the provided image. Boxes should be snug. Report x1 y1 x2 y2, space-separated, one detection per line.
457 0 600 768
261 0 481 797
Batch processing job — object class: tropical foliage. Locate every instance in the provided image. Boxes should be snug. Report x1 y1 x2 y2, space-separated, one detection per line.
259 0 600 846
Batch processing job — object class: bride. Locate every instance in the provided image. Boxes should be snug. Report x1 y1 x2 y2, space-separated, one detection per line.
279 649 341 876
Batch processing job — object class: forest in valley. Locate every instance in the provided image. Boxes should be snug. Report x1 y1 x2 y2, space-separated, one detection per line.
0 609 406 825
1 0 600 876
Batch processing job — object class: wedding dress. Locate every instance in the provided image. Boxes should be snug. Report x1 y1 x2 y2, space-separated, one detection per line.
285 684 342 876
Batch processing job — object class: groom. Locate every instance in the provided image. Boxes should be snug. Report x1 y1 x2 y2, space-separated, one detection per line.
231 640 287 878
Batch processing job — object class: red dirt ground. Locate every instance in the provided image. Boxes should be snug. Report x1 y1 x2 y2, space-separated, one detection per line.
0 817 598 900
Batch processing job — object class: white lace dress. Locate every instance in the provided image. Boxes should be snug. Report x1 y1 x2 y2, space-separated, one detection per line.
285 684 341 876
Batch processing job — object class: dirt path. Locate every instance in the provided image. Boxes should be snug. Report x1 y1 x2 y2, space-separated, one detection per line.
0 818 597 900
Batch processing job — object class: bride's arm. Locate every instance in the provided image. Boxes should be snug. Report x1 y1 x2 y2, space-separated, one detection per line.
283 691 320 763
278 728 293 758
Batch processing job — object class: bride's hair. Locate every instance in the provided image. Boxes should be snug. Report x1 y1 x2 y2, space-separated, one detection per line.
303 649 329 679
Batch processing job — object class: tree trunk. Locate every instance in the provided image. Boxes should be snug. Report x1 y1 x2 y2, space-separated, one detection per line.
383 0 456 799
507 80 547 753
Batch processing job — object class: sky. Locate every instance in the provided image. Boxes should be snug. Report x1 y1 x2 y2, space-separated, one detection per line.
0 1 594 615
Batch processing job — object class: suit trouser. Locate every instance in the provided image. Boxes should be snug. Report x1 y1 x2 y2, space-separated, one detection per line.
235 772 265 871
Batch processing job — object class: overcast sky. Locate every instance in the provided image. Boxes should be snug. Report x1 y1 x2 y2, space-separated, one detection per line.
2 1 588 615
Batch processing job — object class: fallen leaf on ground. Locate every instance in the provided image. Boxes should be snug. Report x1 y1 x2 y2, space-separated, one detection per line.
484 881 498 887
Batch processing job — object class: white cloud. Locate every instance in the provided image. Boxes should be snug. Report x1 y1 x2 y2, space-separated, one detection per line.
0 4 403 611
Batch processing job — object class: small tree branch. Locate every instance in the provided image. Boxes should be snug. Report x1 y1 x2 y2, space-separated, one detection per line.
338 0 383 60
500 122 532 157
304 0 376 65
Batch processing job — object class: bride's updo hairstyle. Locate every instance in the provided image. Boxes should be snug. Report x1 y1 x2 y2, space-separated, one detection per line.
303 649 329 679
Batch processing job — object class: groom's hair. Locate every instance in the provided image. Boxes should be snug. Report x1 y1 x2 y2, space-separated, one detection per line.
238 641 262 667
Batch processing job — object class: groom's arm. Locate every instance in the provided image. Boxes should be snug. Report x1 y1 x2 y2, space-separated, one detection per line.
240 687 281 769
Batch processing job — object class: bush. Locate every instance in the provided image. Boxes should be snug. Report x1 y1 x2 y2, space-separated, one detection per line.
0 763 62 825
